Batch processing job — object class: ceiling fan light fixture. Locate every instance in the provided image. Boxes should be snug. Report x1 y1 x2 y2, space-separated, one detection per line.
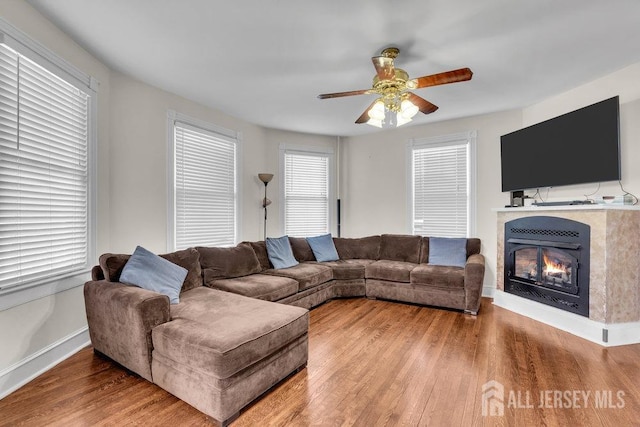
368 100 386 120
400 99 419 119
366 118 383 128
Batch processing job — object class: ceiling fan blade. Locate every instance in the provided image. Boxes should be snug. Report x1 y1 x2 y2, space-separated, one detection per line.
406 93 439 114
317 89 371 99
355 100 378 124
372 56 395 80
410 67 473 89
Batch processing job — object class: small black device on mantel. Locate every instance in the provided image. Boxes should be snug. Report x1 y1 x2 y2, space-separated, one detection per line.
500 96 621 192
509 190 524 207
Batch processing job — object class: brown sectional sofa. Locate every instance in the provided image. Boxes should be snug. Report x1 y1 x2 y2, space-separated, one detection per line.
84 234 484 425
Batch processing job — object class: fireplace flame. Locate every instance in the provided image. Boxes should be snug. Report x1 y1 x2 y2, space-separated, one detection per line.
543 253 566 275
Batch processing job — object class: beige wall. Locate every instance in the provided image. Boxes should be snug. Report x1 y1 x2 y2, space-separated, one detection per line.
108 72 271 253
261 128 338 238
107 78 338 251
340 110 523 291
340 63 640 294
520 63 640 203
0 1 111 373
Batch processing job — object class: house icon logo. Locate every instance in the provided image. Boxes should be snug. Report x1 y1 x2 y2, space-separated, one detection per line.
482 380 505 416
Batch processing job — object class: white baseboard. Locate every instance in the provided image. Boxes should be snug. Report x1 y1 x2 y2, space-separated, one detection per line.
0 327 90 399
492 290 640 347
482 286 496 298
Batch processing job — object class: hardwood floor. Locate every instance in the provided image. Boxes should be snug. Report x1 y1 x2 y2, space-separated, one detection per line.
2 298 640 426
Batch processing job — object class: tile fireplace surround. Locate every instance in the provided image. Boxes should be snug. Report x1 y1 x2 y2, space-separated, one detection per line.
495 205 640 346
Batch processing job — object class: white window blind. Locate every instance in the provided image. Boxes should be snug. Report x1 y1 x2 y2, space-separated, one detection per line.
283 151 330 237
0 43 90 290
411 134 472 238
173 121 237 249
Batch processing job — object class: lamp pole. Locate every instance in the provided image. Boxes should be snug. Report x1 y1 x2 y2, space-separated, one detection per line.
258 173 273 240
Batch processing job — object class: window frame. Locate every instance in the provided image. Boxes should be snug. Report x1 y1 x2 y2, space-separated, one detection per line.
0 21 98 311
279 144 335 238
167 111 242 251
406 130 477 238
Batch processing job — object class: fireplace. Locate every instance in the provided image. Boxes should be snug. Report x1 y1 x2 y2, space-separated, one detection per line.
504 216 590 317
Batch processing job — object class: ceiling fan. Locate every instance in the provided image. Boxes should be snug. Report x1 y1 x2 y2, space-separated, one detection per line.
318 47 473 128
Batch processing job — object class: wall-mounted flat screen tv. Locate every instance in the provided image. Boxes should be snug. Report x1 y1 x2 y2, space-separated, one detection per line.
501 96 621 192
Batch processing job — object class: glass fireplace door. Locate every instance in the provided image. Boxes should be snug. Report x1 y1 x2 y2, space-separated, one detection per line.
510 245 578 295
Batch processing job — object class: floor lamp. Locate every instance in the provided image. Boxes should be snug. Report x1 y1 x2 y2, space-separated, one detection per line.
258 173 273 240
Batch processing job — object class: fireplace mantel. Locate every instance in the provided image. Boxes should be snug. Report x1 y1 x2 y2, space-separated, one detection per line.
494 205 640 346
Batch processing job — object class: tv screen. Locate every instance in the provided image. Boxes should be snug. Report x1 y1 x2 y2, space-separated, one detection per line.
500 96 621 192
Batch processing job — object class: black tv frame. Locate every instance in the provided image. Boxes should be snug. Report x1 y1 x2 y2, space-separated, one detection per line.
500 96 621 192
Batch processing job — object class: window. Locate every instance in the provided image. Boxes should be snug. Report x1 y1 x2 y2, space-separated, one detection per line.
169 113 240 250
0 28 96 308
408 131 476 237
281 146 333 237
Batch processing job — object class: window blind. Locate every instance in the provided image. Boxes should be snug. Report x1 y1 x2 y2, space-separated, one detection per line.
0 43 90 290
284 151 329 237
174 121 237 249
412 139 469 237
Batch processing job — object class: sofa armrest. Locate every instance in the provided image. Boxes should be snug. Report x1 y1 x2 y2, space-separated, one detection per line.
464 253 485 315
83 280 170 381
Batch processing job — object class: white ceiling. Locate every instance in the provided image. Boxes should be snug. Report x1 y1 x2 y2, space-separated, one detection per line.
26 0 640 137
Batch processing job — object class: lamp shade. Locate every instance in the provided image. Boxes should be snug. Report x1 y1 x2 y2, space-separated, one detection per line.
258 173 274 184
367 100 386 120
400 99 419 119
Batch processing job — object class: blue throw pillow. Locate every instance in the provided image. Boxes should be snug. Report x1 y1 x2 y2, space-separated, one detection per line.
120 246 188 304
266 236 299 269
306 233 339 262
428 237 467 268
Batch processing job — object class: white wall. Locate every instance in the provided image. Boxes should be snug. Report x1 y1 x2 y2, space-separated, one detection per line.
261 128 338 238
340 63 640 295
519 63 640 203
341 110 522 292
108 72 271 253
0 0 111 385
107 80 339 251
3 0 640 399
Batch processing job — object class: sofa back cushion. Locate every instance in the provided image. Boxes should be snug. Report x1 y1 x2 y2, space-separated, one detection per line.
288 236 316 262
244 241 272 271
379 234 422 263
333 235 381 260
197 243 262 285
418 237 482 263
98 247 202 292
467 238 481 257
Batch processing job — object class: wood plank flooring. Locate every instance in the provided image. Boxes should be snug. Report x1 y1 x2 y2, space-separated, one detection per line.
1 297 640 426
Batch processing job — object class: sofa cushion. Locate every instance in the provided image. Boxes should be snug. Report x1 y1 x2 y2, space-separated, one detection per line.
197 243 262 285
266 236 299 269
206 274 299 302
99 247 202 292
265 262 333 291
379 234 422 263
333 235 381 260
288 237 316 262
467 238 481 258
306 233 339 262
157 287 308 379
120 246 188 304
365 260 417 283
428 237 467 268
245 240 272 271
320 259 372 280
410 264 465 289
